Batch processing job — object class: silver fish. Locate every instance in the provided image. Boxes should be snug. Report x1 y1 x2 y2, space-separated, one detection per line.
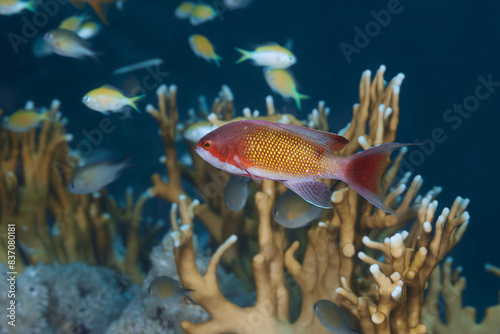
68 157 130 194
44 29 98 60
149 276 195 304
224 175 251 211
314 300 359 334
274 190 325 229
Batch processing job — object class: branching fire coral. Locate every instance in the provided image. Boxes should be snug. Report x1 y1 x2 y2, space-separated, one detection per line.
0 101 159 282
145 66 479 333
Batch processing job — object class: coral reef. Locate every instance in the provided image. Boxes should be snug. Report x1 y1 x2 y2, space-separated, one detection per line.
0 261 130 334
0 102 161 282
105 226 253 334
422 261 500 334
144 66 478 333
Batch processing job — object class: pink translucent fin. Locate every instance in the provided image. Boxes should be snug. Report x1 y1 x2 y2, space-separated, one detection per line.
284 180 333 209
268 121 349 152
344 143 410 214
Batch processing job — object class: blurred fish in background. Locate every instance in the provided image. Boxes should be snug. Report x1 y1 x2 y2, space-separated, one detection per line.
314 300 360 333
174 1 194 19
0 0 35 16
189 34 223 67
263 68 309 110
149 276 196 304
224 175 252 211
189 4 218 26
235 43 296 69
3 108 51 132
82 85 144 114
68 156 131 194
223 0 254 10
44 28 99 60
274 190 325 229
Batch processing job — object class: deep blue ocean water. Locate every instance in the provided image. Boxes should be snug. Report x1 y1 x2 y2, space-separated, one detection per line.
0 0 499 321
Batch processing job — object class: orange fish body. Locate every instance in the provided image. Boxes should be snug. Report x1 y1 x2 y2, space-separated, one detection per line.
196 120 407 213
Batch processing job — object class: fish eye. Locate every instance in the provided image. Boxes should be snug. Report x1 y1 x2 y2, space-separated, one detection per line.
69 182 75 189
289 55 294 60
203 140 212 150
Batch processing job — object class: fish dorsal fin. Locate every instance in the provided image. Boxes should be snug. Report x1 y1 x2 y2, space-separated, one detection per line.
101 84 121 91
267 121 349 152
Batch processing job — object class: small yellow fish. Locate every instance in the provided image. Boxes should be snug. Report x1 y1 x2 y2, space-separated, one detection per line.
175 1 194 19
3 109 51 132
189 4 217 26
44 29 98 60
82 86 144 114
189 34 222 67
0 0 34 15
263 68 309 110
77 21 101 39
69 0 116 25
148 276 196 304
236 43 296 68
59 13 88 31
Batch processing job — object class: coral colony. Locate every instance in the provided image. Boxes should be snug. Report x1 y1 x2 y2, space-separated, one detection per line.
1 65 499 334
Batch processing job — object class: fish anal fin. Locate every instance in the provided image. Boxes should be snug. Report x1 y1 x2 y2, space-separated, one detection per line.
284 180 332 209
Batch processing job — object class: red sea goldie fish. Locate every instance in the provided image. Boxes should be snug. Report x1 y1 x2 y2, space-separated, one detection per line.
196 120 409 214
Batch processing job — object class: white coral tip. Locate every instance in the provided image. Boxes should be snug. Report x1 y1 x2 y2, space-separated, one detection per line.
423 222 432 233
146 104 155 113
358 135 369 147
180 225 191 231
391 285 402 300
227 234 238 243
157 84 168 95
65 134 74 141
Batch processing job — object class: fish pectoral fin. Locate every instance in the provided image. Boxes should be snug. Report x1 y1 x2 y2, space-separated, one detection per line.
283 180 333 209
232 155 261 184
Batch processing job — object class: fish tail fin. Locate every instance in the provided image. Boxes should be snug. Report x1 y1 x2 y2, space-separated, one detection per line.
342 143 411 214
235 48 251 63
88 0 116 25
129 95 145 113
213 54 223 68
183 289 196 304
26 1 36 12
293 93 310 110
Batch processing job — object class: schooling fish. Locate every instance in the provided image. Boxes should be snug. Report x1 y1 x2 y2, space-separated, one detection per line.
235 43 296 68
189 34 222 67
263 68 309 110
68 157 130 194
3 109 51 132
183 121 217 143
225 175 252 211
0 0 34 15
59 13 89 31
148 276 195 304
314 300 359 334
274 189 324 229
44 29 98 60
82 86 144 114
175 1 194 19
196 120 409 214
77 21 101 39
189 4 217 25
